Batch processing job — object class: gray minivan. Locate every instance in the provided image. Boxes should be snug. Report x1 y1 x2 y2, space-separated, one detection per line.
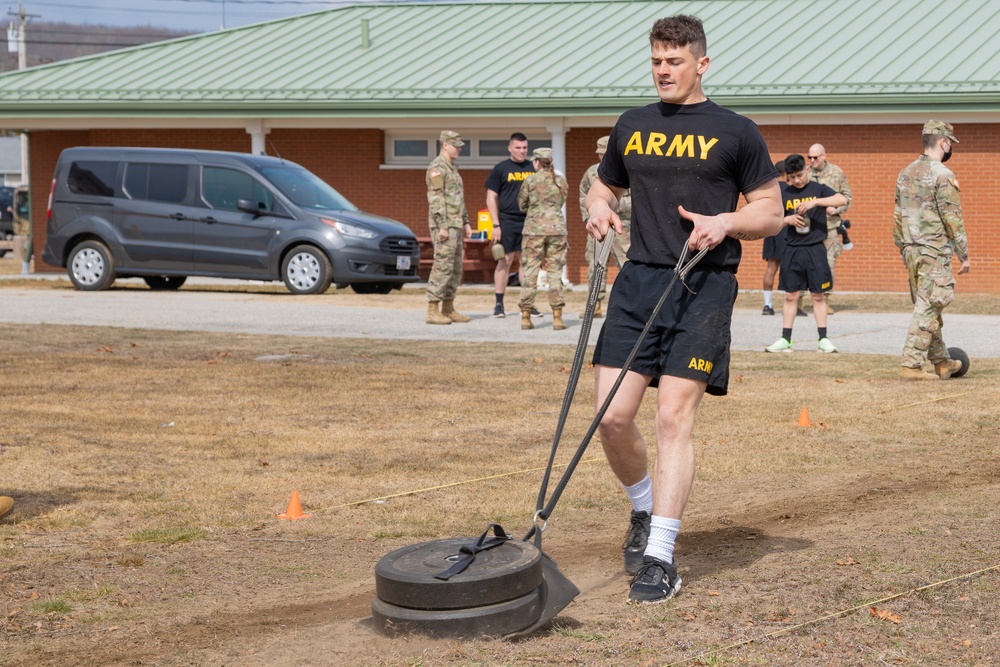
42 147 420 294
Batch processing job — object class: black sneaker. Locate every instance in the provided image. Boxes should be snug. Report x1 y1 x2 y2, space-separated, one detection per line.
627 556 682 605
796 307 807 317
622 510 651 575
492 303 505 318
761 305 774 316
530 307 542 317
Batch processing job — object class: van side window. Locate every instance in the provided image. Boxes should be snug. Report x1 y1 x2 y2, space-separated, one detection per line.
68 161 117 197
123 163 190 203
202 167 274 212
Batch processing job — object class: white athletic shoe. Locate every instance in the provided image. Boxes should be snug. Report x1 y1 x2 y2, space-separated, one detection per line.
817 338 839 353
765 337 793 353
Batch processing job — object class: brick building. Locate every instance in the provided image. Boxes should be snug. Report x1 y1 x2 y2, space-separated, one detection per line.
0 0 996 292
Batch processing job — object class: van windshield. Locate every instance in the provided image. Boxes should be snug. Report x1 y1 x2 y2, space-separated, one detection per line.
259 166 358 212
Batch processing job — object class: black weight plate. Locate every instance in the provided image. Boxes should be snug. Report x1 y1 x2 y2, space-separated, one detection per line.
375 538 542 610
371 587 542 638
947 347 970 378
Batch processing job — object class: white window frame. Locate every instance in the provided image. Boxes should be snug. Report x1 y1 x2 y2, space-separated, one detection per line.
382 132 551 169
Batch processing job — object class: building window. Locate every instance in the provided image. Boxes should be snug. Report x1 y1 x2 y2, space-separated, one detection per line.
393 139 428 157
385 133 551 168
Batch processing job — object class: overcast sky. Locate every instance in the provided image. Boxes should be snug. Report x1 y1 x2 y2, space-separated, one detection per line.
10 0 384 33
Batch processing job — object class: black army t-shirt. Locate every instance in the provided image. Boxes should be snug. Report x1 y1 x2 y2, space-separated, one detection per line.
598 100 776 271
485 159 535 226
780 180 835 247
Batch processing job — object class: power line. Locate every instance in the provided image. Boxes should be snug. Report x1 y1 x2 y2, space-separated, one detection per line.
23 39 179 47
29 27 192 38
23 2 221 17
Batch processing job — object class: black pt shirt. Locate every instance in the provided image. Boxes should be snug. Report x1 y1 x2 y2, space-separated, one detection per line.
485 158 536 226
598 99 776 271
780 180 835 247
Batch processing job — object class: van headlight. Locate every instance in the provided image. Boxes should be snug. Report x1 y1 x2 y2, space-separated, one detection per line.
322 218 378 239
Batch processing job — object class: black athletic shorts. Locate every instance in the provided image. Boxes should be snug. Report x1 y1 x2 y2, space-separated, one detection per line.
592 261 738 396
778 243 832 293
762 232 786 261
499 219 524 254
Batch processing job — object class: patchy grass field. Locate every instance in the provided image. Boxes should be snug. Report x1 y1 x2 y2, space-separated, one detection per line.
1 303 999 665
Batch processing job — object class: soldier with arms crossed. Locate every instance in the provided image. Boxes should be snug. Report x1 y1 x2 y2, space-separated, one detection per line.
585 14 782 604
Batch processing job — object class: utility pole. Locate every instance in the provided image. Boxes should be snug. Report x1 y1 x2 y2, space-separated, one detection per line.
7 3 40 274
7 3 39 73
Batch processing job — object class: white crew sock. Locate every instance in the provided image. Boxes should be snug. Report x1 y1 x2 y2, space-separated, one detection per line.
645 516 682 563
763 290 773 307
622 474 653 514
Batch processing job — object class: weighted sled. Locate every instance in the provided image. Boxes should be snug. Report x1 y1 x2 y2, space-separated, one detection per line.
374 537 542 610
947 347 970 378
371 587 542 638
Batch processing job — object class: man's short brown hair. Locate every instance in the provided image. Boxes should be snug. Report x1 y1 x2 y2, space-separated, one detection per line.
649 14 707 58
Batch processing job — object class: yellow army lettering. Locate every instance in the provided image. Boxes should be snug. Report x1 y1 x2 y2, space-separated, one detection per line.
785 197 818 210
622 131 719 160
687 357 714 374
506 172 533 182
822 281 831 290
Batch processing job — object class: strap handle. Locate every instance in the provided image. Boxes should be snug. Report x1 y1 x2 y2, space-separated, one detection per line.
434 524 511 580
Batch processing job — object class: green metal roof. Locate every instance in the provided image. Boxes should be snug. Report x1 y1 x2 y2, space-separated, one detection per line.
0 0 998 119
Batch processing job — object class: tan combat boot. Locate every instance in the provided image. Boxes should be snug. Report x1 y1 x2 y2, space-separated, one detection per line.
521 309 534 330
426 302 452 325
552 307 566 331
441 300 471 323
901 367 939 381
934 359 963 379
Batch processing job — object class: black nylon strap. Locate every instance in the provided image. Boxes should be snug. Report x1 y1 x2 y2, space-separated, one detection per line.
434 523 511 580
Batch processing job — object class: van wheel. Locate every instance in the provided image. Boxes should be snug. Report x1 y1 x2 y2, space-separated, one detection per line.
144 276 187 290
68 241 116 291
282 245 332 295
351 282 394 295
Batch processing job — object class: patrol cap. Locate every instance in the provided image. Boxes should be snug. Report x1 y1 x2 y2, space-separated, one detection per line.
532 147 553 160
439 130 465 147
596 135 609 154
922 120 959 143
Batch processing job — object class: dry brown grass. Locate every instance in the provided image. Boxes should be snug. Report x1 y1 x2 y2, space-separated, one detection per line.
1 310 999 665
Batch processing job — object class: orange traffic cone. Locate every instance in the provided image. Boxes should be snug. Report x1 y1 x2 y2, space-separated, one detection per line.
797 406 812 427
277 490 312 520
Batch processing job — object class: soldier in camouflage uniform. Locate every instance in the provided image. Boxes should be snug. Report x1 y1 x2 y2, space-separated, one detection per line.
808 144 852 314
580 135 631 318
517 147 569 331
893 120 971 381
425 130 473 325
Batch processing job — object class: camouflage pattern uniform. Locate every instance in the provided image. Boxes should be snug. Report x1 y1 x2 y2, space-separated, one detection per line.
11 186 31 264
580 162 630 299
893 150 968 369
517 165 568 311
809 161 851 291
425 148 469 303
